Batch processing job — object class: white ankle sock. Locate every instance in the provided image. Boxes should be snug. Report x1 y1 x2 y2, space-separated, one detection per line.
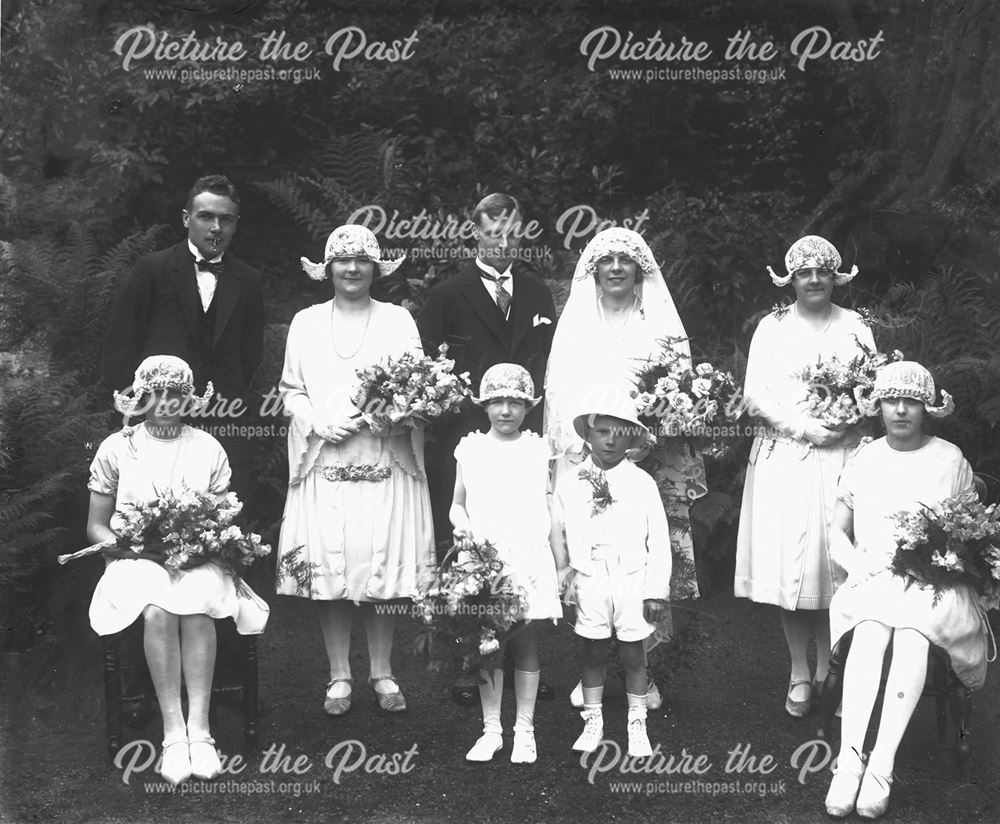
626 692 648 721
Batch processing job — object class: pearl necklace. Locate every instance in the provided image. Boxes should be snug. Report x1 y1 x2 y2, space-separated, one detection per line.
331 299 374 360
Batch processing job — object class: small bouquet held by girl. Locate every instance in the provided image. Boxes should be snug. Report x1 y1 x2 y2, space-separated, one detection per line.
352 343 472 436
413 539 529 675
60 487 271 589
798 340 904 429
632 336 741 457
889 493 1000 607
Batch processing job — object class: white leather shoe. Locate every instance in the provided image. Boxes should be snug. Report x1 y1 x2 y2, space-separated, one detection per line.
856 768 892 819
158 737 192 786
189 736 222 780
510 729 537 764
465 733 503 762
824 750 865 817
572 710 604 753
626 716 652 758
569 681 584 708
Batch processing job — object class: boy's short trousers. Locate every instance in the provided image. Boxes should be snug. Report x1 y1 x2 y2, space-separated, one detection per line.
572 553 653 643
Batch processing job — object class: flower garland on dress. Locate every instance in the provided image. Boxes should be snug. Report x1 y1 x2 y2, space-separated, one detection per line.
889 493 1000 607
352 343 472 437
321 464 392 483
412 540 528 674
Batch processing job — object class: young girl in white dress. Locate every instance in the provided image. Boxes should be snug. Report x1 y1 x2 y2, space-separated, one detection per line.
450 363 564 764
823 362 991 819
87 355 268 786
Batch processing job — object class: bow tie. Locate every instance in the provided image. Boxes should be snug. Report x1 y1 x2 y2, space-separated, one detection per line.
196 258 224 276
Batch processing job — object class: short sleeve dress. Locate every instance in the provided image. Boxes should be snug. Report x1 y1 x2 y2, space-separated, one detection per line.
734 305 876 610
454 431 561 621
829 436 991 689
88 424 251 635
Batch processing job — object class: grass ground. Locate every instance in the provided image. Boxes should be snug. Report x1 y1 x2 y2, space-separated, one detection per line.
1 585 998 824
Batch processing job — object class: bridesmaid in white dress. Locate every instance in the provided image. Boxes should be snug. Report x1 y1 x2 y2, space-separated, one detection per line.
451 363 562 764
277 225 434 716
88 355 267 785
823 362 990 820
734 236 875 717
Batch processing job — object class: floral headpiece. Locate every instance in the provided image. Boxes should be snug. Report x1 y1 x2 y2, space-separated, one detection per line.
300 224 405 280
574 227 660 282
112 355 213 418
862 361 954 418
473 363 540 407
767 235 858 287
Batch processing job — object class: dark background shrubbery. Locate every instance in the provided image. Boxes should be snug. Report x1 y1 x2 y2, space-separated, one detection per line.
2 0 999 649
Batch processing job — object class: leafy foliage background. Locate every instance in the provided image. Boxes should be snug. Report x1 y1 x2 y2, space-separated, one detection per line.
2 0 999 646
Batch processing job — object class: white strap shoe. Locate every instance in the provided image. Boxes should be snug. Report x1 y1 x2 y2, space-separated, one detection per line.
856 768 892 819
158 737 192 786
189 736 222 780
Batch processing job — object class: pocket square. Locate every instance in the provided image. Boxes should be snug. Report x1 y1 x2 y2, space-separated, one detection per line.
532 314 552 327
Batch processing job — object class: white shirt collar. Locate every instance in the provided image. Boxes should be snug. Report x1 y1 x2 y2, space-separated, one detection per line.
188 239 223 264
475 257 513 280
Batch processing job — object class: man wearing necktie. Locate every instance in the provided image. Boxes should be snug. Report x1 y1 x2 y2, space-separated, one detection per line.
418 192 557 704
99 175 264 509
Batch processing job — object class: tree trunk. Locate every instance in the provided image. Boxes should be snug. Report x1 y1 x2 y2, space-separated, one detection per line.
897 0 990 208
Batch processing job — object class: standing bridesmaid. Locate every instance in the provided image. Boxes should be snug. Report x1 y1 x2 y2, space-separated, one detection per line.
734 236 875 716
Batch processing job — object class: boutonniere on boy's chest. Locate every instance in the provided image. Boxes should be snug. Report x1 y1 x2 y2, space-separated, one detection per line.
578 466 615 516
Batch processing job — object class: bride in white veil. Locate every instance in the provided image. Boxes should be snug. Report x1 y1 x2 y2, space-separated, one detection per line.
545 227 707 636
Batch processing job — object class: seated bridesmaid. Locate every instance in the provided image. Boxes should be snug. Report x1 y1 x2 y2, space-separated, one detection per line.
88 355 268 785
823 361 992 819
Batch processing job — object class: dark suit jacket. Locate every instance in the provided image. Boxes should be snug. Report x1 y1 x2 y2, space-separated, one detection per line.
417 261 556 445
100 241 264 414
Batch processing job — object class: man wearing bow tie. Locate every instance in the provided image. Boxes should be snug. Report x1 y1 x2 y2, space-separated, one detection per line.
418 192 557 703
100 175 264 507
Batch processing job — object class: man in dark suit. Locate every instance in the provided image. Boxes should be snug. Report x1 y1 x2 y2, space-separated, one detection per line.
418 192 557 703
100 175 264 507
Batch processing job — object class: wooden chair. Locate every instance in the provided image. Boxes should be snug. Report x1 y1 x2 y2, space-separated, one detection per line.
102 616 259 761
817 631 972 778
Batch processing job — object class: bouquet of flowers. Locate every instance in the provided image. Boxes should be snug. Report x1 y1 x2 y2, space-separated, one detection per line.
412 540 528 674
58 488 270 586
889 494 1000 607
798 341 903 429
352 343 472 437
632 336 741 457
